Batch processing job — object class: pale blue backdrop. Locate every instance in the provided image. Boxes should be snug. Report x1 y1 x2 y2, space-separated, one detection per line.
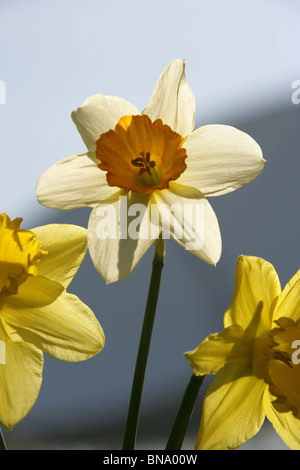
0 0 299 450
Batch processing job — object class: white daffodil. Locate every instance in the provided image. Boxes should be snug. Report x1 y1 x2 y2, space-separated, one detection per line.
37 60 265 283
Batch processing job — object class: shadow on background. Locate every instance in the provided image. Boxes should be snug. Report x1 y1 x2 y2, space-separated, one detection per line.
3 103 298 450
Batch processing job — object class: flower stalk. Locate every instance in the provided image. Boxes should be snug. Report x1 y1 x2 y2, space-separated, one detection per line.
166 374 205 450
122 237 165 450
0 428 7 450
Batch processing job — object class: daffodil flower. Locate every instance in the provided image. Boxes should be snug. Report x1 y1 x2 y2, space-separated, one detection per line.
185 256 300 450
36 60 265 283
0 213 104 430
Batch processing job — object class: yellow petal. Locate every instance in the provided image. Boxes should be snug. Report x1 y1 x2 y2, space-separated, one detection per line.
3 276 104 361
196 366 266 449
224 256 281 337
32 223 88 288
185 324 249 376
0 323 43 430
273 268 300 323
263 388 300 449
142 59 195 137
4 275 63 312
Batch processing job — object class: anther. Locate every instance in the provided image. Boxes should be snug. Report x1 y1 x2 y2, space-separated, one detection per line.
131 158 144 167
132 151 156 177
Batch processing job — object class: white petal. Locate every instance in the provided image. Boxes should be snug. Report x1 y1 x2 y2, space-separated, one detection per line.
36 153 120 210
178 125 265 196
142 59 195 136
71 95 140 151
87 192 160 283
152 182 222 265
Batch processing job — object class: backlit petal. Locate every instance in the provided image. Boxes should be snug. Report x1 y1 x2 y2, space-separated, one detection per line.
143 59 195 137
178 125 265 196
264 388 300 450
36 153 119 210
185 325 249 376
224 256 281 337
273 268 300 323
71 95 140 152
152 182 222 266
0 323 43 430
32 224 87 288
196 366 266 449
87 192 160 283
2 276 104 361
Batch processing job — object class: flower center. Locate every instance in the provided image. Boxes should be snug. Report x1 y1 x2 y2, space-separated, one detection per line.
0 214 45 302
95 114 187 194
251 318 300 418
266 318 300 418
251 332 277 380
131 151 157 177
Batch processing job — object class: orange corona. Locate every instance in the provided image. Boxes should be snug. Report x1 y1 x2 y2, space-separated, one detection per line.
95 114 187 194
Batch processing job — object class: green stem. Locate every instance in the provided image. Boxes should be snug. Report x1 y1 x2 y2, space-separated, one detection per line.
122 237 165 450
166 374 205 450
0 427 7 450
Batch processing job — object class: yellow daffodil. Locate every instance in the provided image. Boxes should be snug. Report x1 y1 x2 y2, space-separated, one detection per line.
36 60 265 283
185 256 300 450
0 213 104 430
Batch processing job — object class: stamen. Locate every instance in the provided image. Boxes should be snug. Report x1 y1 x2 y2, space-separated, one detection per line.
131 151 156 177
273 350 293 367
131 159 144 167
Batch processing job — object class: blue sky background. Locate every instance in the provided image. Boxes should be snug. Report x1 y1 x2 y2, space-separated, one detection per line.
0 0 299 450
